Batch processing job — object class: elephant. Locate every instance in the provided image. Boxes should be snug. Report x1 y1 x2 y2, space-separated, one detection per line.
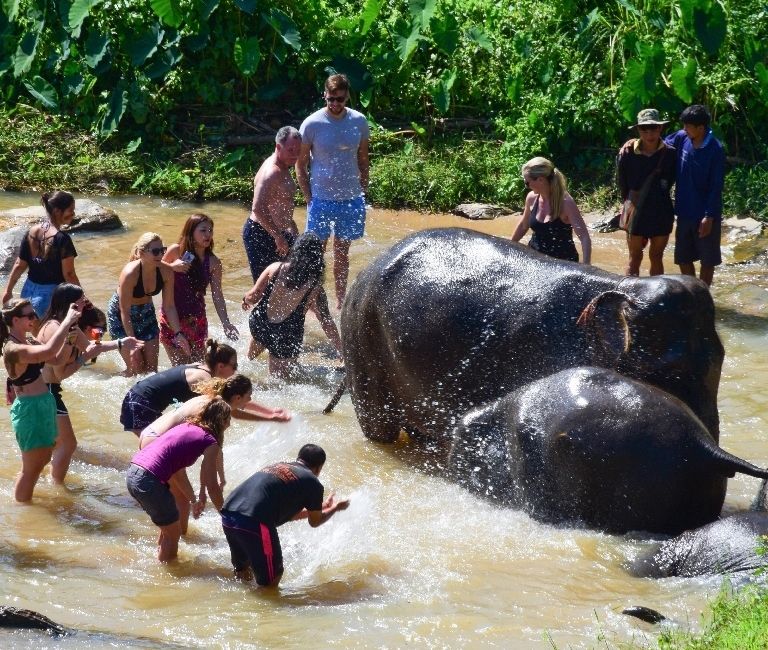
445 367 768 535
340 228 724 448
629 511 768 578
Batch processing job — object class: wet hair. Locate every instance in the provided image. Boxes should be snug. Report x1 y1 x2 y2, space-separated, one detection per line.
79 304 106 330
297 443 326 471
203 338 237 371
275 126 300 145
41 283 83 324
196 374 253 403
41 191 75 226
187 397 231 446
0 298 34 352
521 156 568 221
178 213 215 257
325 73 350 94
679 104 711 128
129 232 162 261
283 233 325 289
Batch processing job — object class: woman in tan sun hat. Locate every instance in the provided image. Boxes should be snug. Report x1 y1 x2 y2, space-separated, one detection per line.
616 108 677 277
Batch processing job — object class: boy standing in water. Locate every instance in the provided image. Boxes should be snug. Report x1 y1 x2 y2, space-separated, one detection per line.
220 444 350 586
664 105 725 286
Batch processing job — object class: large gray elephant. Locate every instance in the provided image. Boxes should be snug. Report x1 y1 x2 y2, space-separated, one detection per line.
340 228 724 446
446 367 768 535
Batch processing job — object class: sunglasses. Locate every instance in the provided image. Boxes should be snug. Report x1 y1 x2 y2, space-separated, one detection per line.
146 246 167 256
325 95 346 104
19 311 37 320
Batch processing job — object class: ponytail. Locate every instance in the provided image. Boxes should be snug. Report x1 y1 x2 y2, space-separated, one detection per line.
203 338 237 370
41 191 75 227
0 299 33 354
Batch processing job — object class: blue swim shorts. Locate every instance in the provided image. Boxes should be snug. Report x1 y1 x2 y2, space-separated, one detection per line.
120 389 162 432
20 279 57 319
126 464 179 527
106 293 160 341
10 391 58 452
306 196 366 241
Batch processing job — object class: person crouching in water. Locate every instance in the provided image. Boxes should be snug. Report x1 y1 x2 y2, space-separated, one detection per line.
126 398 230 562
221 443 350 586
242 233 342 377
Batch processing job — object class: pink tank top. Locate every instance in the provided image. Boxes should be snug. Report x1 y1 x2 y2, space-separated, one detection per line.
131 422 217 483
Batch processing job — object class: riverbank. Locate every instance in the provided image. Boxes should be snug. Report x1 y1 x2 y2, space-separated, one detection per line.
2 106 766 219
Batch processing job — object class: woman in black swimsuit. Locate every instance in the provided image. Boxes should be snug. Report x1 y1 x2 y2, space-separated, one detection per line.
106 232 190 375
1 298 81 502
511 157 592 264
242 233 343 378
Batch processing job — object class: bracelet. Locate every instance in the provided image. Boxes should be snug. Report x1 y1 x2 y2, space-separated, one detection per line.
117 338 123 351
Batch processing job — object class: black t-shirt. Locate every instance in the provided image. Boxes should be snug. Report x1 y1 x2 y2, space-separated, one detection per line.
222 462 324 526
19 229 78 284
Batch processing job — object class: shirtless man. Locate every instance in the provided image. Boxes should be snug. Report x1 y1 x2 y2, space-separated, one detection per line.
242 126 302 282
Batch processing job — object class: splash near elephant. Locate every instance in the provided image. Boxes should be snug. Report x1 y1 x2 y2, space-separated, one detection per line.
446 367 768 535
341 228 724 446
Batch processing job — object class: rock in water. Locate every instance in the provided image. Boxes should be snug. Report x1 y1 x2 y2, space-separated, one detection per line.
452 203 514 220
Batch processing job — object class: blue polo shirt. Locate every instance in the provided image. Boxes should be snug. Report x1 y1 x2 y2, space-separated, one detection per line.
664 129 725 223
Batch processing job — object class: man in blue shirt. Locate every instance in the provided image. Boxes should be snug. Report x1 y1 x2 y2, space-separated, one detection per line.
664 105 725 286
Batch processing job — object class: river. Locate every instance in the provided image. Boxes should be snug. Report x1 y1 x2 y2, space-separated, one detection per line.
1 192 767 648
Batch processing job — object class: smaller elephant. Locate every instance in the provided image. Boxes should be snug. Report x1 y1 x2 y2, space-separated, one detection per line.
448 367 768 535
629 511 768 578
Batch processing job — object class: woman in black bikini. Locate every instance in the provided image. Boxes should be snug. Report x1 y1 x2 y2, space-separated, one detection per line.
1 298 81 501
242 233 343 378
2 191 81 317
106 232 190 375
511 157 592 264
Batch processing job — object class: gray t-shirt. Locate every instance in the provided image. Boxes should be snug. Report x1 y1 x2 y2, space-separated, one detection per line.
299 107 370 201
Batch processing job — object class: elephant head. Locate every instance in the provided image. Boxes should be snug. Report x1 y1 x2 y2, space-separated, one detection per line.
577 275 724 440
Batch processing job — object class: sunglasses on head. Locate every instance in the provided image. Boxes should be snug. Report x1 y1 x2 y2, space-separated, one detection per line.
146 246 167 256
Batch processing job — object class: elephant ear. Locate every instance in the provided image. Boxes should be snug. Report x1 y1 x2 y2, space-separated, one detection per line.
576 290 637 367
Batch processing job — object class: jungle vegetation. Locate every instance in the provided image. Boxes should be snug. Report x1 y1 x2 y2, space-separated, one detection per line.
1 0 767 215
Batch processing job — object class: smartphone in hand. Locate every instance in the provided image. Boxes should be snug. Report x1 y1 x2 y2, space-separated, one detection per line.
181 251 195 263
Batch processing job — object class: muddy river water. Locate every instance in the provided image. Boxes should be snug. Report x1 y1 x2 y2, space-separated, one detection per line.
1 192 767 648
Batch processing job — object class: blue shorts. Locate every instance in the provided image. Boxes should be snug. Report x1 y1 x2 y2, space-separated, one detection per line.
674 218 722 267
106 293 160 341
20 279 57 318
126 464 179 527
120 389 162 432
306 196 366 241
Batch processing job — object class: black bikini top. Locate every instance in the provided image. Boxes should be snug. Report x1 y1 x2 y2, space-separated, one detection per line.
133 264 164 298
7 361 44 386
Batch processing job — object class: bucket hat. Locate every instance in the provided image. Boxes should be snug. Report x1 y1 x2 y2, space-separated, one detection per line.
630 108 669 129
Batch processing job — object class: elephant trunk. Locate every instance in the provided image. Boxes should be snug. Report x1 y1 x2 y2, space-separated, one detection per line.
751 479 768 512
707 444 768 480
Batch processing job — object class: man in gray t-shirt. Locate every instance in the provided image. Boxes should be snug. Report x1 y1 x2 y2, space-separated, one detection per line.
296 73 370 310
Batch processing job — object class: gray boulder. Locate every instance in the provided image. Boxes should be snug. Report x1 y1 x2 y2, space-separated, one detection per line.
452 203 514 220
0 199 122 273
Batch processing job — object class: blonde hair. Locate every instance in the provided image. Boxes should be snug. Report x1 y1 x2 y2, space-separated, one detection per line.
129 232 162 261
196 374 252 403
522 157 568 221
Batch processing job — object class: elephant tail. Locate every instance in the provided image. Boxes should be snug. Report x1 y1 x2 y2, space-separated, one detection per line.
708 445 768 479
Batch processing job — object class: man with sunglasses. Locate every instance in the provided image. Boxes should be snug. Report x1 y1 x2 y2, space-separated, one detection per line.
296 74 370 310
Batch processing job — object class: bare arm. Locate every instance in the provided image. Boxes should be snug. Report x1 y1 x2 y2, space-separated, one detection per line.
232 400 291 422
305 492 350 527
242 264 277 308
162 244 191 274
308 287 343 357
511 193 535 242
563 197 592 265
160 265 191 356
358 138 370 194
200 444 224 512
208 255 238 340
117 263 139 338
61 256 80 287
4 305 81 367
2 257 29 305
295 142 312 203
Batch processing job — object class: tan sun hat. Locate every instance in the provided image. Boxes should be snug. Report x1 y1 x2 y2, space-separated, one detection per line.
630 108 669 129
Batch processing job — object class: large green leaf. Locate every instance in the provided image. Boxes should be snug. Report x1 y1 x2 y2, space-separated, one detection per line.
100 83 128 137
3 0 19 22
394 20 422 64
261 8 301 51
754 62 768 100
432 14 459 56
330 55 372 91
409 0 436 27
145 46 182 78
13 31 39 77
196 0 219 21
465 26 492 53
84 29 109 68
128 24 164 66
151 0 183 28
62 71 84 96
680 0 727 56
23 75 58 109
670 57 698 103
68 0 100 33
360 0 382 35
431 67 457 114
234 36 260 76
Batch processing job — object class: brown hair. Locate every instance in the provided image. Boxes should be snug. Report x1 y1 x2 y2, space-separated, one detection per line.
0 299 34 353
187 397 231 446
203 338 236 371
178 213 215 257
196 374 253 403
41 191 75 227
325 73 350 94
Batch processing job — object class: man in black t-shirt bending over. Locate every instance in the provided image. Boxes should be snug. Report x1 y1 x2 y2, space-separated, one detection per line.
221 444 350 586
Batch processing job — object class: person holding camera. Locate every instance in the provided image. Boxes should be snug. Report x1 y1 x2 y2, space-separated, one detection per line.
161 214 239 365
